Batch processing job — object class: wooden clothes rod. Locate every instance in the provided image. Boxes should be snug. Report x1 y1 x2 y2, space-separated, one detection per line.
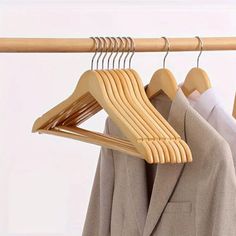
0 37 236 53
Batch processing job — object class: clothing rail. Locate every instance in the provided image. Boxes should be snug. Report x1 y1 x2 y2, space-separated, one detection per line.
0 37 236 53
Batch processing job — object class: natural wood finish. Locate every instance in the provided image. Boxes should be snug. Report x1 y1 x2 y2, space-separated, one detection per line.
182 67 212 97
233 94 236 119
33 68 192 164
41 126 140 157
119 69 166 163
123 69 190 163
146 68 178 101
1 37 236 52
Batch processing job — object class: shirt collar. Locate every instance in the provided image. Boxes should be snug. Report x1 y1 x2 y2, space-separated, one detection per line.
188 88 221 121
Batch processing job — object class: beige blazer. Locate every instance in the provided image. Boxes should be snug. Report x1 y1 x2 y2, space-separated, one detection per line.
83 89 236 236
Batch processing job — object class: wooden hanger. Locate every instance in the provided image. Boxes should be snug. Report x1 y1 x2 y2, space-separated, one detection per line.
233 93 236 119
32 37 192 164
182 36 211 97
146 68 178 101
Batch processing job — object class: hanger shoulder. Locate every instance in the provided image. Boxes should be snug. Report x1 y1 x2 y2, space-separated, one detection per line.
32 70 96 132
182 67 211 97
146 68 178 100
233 93 236 119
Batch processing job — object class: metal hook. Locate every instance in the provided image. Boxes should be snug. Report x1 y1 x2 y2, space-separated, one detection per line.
123 37 131 69
90 37 99 70
112 37 120 69
195 36 203 68
101 37 109 70
106 37 115 69
161 37 170 69
128 37 135 69
95 37 104 70
118 37 125 69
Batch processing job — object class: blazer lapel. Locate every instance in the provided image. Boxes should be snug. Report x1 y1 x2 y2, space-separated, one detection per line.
143 89 190 236
143 163 185 236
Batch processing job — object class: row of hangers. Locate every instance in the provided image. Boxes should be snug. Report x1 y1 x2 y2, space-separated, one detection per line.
32 36 233 164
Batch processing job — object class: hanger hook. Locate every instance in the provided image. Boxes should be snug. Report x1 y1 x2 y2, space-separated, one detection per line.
90 37 99 70
118 37 125 69
112 37 120 69
195 36 203 68
95 37 104 69
161 37 170 69
107 37 115 69
101 37 109 70
123 37 131 69
128 37 135 69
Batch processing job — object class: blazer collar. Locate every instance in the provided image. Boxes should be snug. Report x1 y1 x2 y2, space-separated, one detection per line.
126 89 190 236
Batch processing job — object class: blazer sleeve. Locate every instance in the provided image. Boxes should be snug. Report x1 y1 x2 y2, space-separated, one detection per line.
82 118 115 236
196 142 236 236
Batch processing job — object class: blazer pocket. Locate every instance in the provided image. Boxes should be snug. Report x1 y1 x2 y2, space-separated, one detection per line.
164 201 192 214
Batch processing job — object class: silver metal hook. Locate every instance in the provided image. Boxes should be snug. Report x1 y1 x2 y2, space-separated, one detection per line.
101 37 109 70
96 37 104 70
195 36 203 68
118 37 125 69
128 37 135 69
112 37 120 69
161 36 170 69
90 37 99 70
106 37 115 69
123 37 131 69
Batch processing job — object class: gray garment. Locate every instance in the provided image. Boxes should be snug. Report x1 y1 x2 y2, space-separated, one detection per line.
83 89 236 236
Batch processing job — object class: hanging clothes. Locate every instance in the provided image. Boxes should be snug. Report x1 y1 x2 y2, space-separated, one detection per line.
82 89 236 236
188 88 236 171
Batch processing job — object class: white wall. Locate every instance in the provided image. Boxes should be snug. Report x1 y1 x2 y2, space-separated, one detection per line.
1 1 236 235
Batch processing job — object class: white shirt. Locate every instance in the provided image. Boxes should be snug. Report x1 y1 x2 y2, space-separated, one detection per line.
187 88 236 169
